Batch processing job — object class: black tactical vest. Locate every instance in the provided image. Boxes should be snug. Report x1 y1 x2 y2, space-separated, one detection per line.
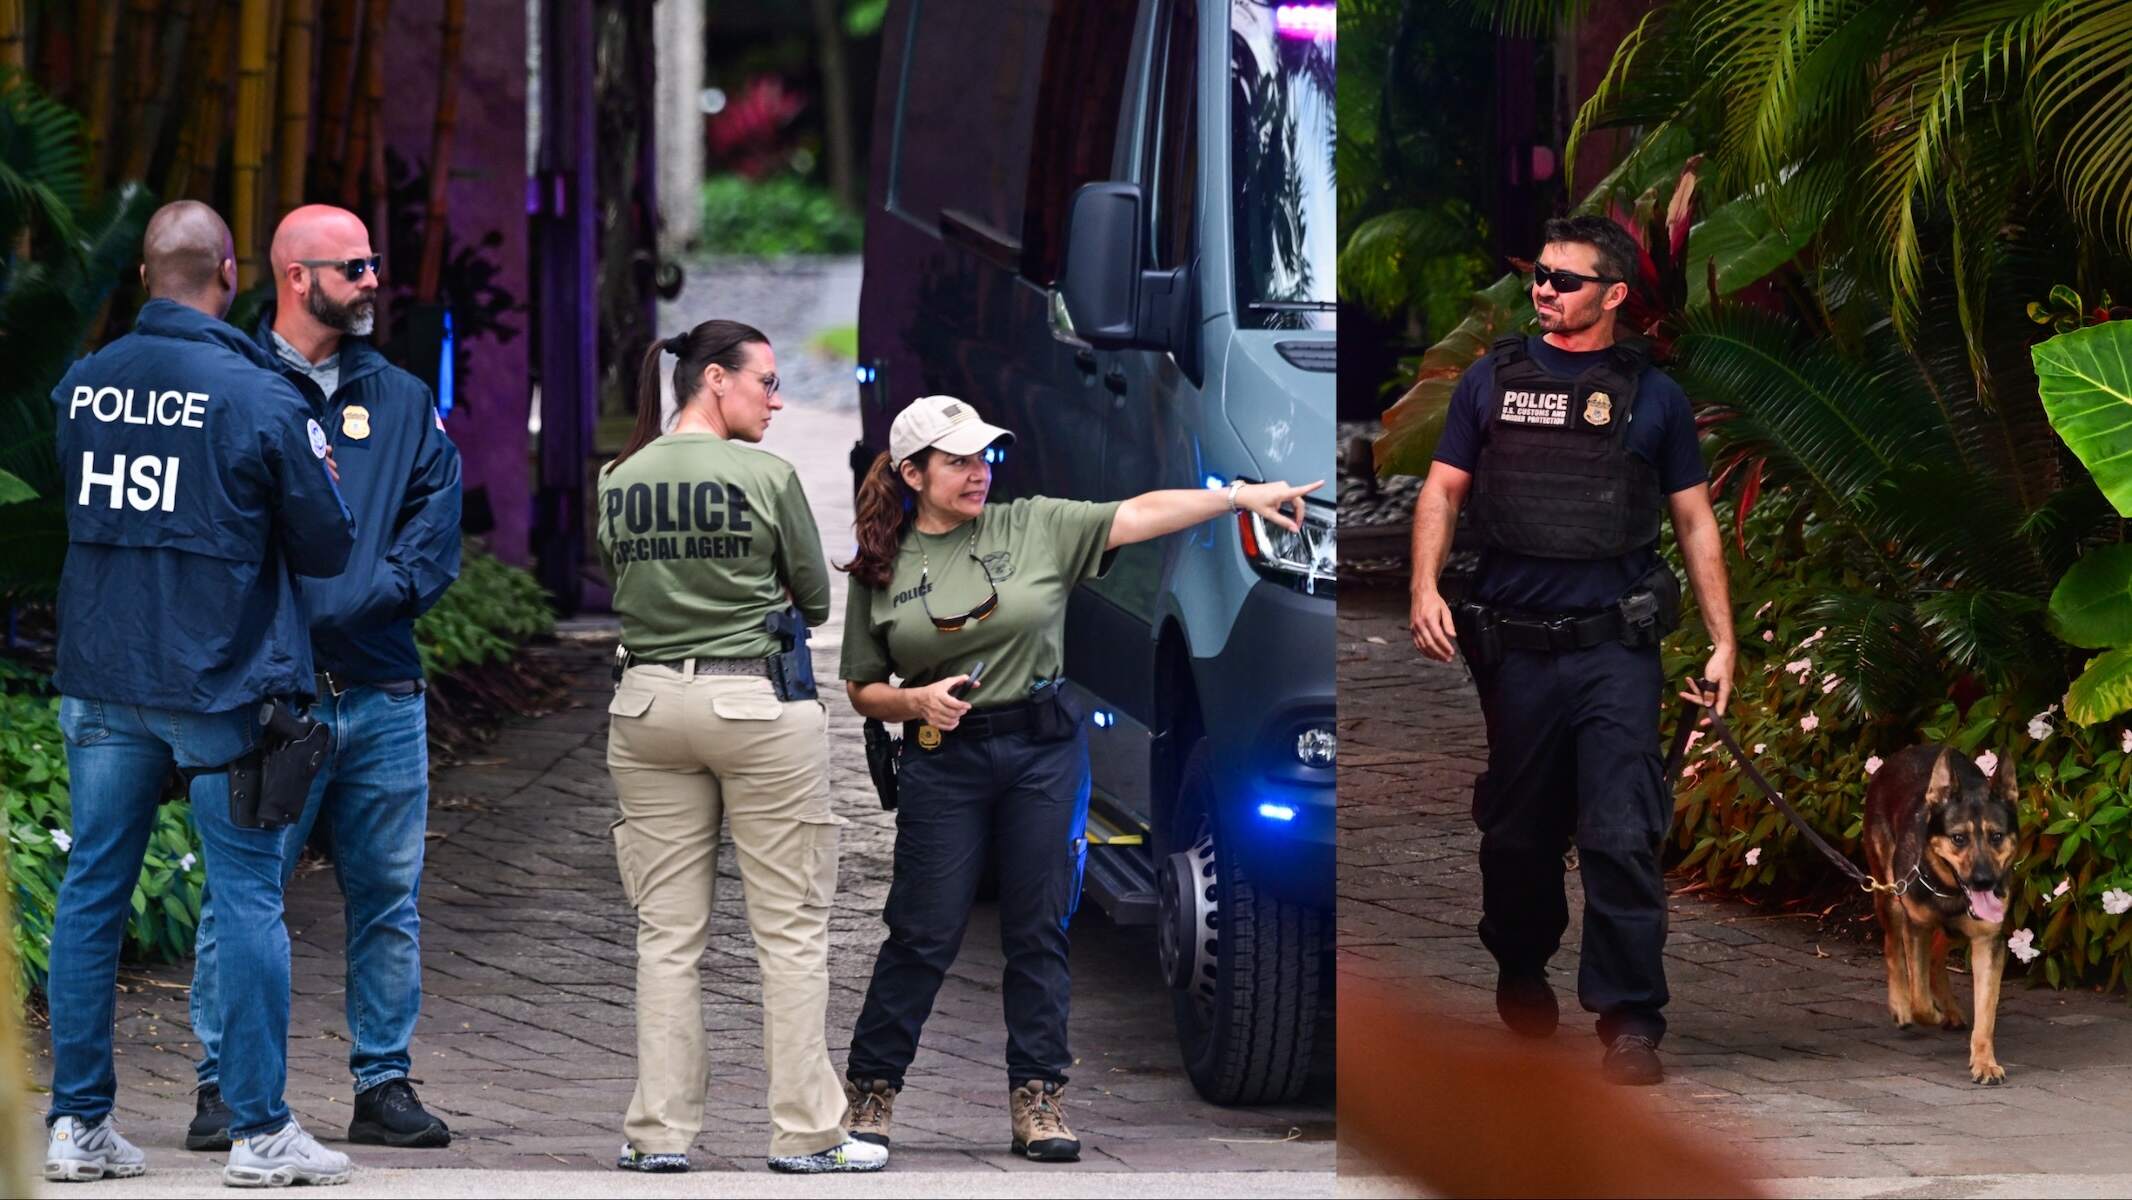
1469 335 1663 559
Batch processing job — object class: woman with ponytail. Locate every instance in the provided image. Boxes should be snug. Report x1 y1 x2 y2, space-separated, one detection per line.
596 320 883 1176
834 395 1320 1165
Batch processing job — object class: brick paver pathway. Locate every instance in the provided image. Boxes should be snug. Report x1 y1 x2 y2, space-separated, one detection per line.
1337 585 2132 1185
28 403 1331 1184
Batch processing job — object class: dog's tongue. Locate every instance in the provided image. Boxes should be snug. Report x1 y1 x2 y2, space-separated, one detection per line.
1969 888 2006 923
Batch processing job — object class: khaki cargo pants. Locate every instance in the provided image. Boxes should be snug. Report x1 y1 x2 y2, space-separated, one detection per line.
605 664 849 1158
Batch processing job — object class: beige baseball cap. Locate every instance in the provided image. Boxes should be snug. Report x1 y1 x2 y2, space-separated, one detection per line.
888 394 1016 465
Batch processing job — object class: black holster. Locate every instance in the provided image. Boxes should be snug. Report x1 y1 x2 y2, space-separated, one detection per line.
1028 678 1085 742
763 606 819 702
863 717 899 811
1452 602 1504 669
1619 565 1682 647
224 701 330 830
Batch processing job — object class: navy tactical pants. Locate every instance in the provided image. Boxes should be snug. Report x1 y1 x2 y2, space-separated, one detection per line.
847 725 1090 1090
1468 640 1672 1044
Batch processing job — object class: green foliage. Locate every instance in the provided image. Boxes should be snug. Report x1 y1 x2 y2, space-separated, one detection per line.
0 467 31 505
2 687 207 1002
2035 319 2132 517
843 0 889 38
1664 507 2132 994
809 323 858 360
698 174 862 257
414 543 556 677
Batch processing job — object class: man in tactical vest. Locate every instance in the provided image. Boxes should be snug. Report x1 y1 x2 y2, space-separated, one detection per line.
1406 214 1736 1086
41 201 359 1186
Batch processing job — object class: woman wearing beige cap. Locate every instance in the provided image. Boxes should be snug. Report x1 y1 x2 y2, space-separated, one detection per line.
833 394 1319 1164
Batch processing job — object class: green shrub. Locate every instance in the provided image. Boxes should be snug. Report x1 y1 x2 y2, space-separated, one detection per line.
3 687 207 1002
1662 504 2132 994
414 542 555 676
698 174 862 256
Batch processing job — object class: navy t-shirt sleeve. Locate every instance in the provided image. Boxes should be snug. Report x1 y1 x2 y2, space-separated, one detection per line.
1645 373 1707 494
1429 362 1490 473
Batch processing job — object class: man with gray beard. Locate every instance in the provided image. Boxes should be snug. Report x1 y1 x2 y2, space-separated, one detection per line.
188 204 463 1150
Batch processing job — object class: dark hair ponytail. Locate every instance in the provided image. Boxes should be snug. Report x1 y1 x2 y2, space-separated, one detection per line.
610 319 770 469
839 449 932 589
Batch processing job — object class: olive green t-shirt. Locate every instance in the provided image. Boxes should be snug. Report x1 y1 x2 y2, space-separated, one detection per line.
839 497 1120 707
596 432 830 659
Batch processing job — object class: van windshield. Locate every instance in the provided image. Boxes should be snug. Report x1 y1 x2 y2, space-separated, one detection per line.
1230 0 1336 332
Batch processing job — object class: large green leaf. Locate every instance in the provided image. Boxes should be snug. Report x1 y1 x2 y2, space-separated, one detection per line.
2049 543 2132 649
1371 272 1532 477
1680 168 1838 308
2066 648 2132 726
2034 320 2132 517
0 466 31 505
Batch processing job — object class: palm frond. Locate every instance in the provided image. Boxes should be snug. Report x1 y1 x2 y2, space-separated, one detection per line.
1912 587 2064 700
0 66 87 256
1801 588 1939 718
2023 0 2132 256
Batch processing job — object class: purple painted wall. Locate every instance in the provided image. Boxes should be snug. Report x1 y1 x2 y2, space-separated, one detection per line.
381 2 533 566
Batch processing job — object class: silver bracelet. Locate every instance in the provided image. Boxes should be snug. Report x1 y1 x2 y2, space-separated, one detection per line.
1225 479 1245 512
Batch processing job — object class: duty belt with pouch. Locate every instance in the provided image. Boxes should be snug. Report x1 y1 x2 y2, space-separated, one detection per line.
184 700 331 830
1453 565 1681 669
610 606 819 702
904 678 1086 751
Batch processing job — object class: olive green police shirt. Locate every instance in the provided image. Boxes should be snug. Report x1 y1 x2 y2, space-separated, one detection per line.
596 432 831 659
838 497 1120 707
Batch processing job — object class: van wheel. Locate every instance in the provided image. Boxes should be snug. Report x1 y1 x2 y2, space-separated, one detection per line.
1158 741 1322 1105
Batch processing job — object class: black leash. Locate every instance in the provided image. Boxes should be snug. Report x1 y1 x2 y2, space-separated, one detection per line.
1665 679 1898 895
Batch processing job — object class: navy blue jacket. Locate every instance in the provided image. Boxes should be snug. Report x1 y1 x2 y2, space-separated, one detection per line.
254 307 461 683
51 300 356 712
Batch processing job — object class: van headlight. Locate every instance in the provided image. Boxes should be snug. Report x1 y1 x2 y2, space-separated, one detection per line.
1236 494 1335 595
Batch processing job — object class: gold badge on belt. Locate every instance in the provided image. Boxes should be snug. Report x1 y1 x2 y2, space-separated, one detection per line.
915 723 943 751
342 404 372 440
1583 391 1613 426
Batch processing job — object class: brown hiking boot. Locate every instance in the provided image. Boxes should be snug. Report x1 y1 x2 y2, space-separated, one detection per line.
1008 1080 1080 1162
843 1078 896 1147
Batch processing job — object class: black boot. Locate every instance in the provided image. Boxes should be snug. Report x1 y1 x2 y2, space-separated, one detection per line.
1495 971 1559 1038
185 1084 233 1151
348 1078 451 1147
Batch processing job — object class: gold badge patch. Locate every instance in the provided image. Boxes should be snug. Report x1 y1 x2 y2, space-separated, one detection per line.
915 723 943 751
342 404 372 440
1583 391 1613 426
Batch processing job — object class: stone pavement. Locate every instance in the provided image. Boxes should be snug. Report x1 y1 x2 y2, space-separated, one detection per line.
26 321 1331 1191
1336 585 2132 1190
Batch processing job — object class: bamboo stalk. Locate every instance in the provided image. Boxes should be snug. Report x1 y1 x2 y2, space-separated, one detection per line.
315 0 359 197
0 0 24 71
175 1 238 202
233 0 272 287
277 0 314 213
83 0 120 202
124 0 199 185
342 0 390 209
415 0 464 302
120 0 157 148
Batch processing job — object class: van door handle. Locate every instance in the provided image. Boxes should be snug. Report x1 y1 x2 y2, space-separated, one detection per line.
1103 366 1128 395
1075 348 1097 374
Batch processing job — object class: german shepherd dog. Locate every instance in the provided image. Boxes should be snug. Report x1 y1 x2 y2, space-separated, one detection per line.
1862 744 2019 1084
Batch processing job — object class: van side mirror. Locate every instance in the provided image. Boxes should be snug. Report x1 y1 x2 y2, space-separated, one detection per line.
1059 182 1189 355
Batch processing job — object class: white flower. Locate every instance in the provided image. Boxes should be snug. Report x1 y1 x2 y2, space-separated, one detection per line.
179 853 197 872
51 828 71 853
1800 714 1820 732
1753 743 1767 755
1821 673 1841 695
1685 731 1703 750
1797 627 1827 650
1865 755 1883 776
1745 847 1762 866
2052 878 2071 900
1976 750 1999 777
1762 630 1775 642
2122 728 2131 756
1784 658 1813 677
2029 717 2053 741
2103 889 2132 916
2007 928 2040 963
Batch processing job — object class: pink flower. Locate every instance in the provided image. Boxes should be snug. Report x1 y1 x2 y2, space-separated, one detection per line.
2007 928 2039 963
1744 847 1762 866
1753 743 1767 755
1797 627 1827 650
1784 658 1812 677
1864 755 1883 776
1754 601 1774 619
1762 630 1775 642
2052 878 2071 901
2122 728 2131 756
2104 889 2132 916
1821 673 1841 695
1976 750 1999 777
1800 714 1820 732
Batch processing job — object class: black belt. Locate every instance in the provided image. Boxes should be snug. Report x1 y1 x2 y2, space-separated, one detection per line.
630 655 770 678
905 699 1040 743
317 672 424 698
1490 607 1633 652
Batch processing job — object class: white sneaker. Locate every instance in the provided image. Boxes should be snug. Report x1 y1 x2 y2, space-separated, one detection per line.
44 1115 148 1182
767 1137 889 1173
222 1120 353 1188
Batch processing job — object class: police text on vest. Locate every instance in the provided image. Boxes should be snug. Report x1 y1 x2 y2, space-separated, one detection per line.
68 385 209 428
1499 389 1571 427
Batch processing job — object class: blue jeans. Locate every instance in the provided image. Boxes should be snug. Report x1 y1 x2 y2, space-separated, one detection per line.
46 697 294 1139
191 684 430 1094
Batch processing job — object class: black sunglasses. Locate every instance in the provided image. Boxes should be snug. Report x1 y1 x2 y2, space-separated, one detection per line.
919 547 1000 633
1530 265 1621 294
298 255 383 282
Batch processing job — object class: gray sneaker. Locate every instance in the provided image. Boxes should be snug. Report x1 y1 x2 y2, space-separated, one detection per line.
223 1120 352 1188
44 1115 148 1182
767 1138 888 1174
